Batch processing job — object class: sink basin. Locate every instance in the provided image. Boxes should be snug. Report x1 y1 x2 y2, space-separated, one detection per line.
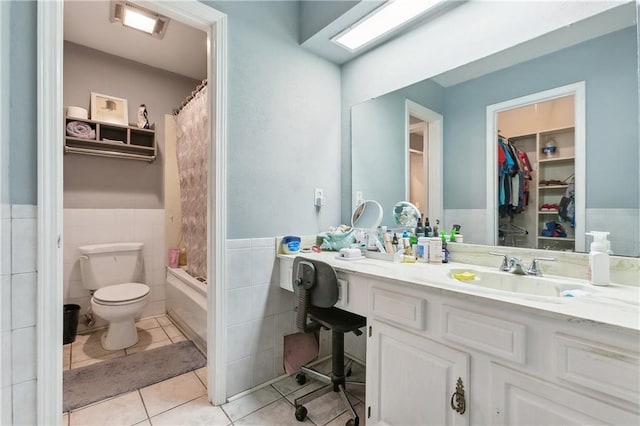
449 268 591 298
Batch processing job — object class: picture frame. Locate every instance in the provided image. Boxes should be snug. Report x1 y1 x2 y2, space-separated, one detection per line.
90 92 129 126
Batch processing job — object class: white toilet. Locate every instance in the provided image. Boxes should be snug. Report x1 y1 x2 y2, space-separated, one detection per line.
78 242 150 350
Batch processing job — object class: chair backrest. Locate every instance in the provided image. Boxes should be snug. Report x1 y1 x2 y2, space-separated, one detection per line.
292 257 339 333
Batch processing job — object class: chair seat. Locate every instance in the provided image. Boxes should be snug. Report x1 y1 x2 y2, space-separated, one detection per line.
308 306 366 333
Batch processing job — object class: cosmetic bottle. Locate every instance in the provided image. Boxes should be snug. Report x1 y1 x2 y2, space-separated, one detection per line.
415 215 425 237
424 217 432 238
586 231 610 286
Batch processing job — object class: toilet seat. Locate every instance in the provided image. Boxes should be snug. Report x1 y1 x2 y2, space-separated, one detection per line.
93 283 150 306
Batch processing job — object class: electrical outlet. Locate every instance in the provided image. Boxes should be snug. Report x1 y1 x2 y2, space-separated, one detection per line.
355 191 364 205
314 188 325 206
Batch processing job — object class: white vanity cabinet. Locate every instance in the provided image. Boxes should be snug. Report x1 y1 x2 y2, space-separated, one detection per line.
276 255 639 425
363 282 639 426
366 320 470 425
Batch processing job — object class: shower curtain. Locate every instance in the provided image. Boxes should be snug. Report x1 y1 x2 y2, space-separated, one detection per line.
175 86 208 280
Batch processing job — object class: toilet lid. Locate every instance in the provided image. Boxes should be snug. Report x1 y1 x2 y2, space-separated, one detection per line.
94 283 150 303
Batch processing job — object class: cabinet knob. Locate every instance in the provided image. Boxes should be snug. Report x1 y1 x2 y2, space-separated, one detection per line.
450 377 466 415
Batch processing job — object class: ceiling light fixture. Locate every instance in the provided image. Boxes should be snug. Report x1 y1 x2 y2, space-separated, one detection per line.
332 0 444 52
110 1 169 39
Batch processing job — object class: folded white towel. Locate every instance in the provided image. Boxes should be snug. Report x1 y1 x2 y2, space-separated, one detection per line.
66 121 95 139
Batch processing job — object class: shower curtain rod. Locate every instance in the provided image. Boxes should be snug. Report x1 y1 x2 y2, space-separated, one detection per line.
173 79 208 115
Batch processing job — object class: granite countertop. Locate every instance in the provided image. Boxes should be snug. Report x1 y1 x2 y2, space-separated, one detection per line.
279 251 640 333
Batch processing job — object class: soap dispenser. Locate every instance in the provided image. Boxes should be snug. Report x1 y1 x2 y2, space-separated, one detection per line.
586 231 610 286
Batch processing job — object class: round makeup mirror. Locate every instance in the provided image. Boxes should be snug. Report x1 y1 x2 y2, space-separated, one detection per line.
393 201 421 228
352 200 383 230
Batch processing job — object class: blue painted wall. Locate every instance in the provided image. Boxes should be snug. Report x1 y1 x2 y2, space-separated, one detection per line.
8 1 37 206
351 79 444 227
208 1 342 238
443 27 638 209
6 1 342 238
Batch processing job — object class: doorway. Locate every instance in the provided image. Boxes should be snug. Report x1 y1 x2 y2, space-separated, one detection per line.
485 82 586 252
37 1 228 423
405 100 443 225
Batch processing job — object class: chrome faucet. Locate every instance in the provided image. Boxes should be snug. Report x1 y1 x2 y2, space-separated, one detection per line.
489 252 556 276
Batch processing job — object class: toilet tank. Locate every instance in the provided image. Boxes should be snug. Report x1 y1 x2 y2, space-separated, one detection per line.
78 242 144 290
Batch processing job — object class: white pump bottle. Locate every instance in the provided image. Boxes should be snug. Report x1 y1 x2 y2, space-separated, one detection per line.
586 231 610 286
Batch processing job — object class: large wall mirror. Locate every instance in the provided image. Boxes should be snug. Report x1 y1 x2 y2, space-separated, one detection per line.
351 2 639 257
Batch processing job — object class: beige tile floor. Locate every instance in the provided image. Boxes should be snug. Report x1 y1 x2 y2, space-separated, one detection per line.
63 315 366 425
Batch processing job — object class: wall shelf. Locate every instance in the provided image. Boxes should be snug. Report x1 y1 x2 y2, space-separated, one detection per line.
64 118 156 162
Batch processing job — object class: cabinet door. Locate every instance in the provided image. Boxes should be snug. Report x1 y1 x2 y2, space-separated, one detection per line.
367 320 469 426
491 364 639 425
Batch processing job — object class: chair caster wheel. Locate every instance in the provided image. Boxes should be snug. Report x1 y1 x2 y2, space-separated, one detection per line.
295 373 307 385
295 405 308 421
346 417 359 426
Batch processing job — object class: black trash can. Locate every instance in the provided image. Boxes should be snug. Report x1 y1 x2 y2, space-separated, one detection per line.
63 304 81 344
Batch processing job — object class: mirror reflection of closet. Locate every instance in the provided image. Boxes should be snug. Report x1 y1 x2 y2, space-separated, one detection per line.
497 95 575 250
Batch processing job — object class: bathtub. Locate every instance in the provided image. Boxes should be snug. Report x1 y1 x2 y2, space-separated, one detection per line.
166 267 207 353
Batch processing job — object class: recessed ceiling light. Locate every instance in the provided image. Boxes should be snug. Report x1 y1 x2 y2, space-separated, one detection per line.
333 0 444 52
123 8 156 34
110 1 169 39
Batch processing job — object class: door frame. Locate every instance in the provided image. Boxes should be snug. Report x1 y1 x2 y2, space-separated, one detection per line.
36 1 228 423
485 81 586 251
405 100 443 224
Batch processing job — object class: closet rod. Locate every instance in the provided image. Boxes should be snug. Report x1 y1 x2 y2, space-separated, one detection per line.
173 79 208 115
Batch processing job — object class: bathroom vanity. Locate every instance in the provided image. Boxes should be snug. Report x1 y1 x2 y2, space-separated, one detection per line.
278 251 639 425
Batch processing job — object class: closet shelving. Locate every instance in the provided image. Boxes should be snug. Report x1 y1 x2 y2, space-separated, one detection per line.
64 117 156 162
536 126 576 250
502 126 575 250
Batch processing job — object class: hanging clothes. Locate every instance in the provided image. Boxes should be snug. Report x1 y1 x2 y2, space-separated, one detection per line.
498 135 532 217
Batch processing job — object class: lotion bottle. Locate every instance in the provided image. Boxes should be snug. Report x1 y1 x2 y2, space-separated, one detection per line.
586 231 610 286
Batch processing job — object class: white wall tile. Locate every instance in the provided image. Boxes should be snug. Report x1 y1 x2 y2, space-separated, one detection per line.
253 317 275 353
140 300 165 319
226 239 251 250
11 327 35 384
251 237 275 248
252 349 275 387
11 218 36 274
1 219 11 275
1 330 11 388
250 247 275 286
226 249 251 290
149 286 165 303
11 273 36 329
274 286 296 314
586 208 639 257
250 284 273 321
226 356 252 397
226 287 252 326
226 322 254 362
443 209 488 245
1 384 12 425
112 209 136 242
1 204 10 219
11 205 36 219
64 208 167 332
275 311 295 339
1 275 10 331
11 379 36 425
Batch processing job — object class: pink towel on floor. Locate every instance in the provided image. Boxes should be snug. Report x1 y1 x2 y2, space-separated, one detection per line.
283 332 319 375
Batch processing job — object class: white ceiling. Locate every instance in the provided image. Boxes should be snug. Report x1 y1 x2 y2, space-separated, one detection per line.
64 1 636 89
64 0 207 81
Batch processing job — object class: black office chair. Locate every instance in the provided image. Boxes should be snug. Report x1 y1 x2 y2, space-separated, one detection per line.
292 257 366 426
